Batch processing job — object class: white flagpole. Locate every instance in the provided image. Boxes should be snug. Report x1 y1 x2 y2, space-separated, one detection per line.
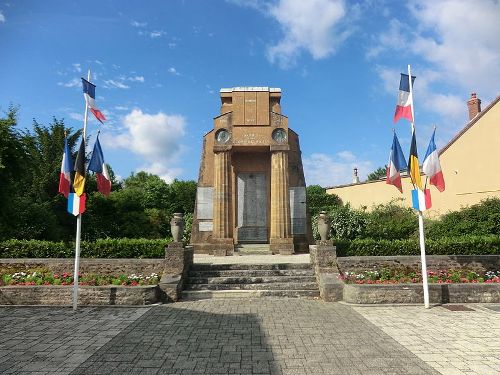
408 64 430 309
72 69 91 311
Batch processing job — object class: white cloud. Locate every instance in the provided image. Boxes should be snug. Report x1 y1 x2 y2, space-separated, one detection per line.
303 152 373 187
69 112 84 121
131 20 147 27
168 67 180 76
150 30 166 38
371 1 500 100
103 109 187 182
114 105 129 111
128 75 144 82
103 79 130 89
266 0 351 67
57 78 80 88
72 63 81 73
0 11 5 23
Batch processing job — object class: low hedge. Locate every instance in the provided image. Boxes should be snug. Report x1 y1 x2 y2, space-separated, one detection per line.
0 239 171 258
335 236 500 256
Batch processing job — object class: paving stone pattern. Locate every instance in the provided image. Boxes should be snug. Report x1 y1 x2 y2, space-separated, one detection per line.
352 304 500 375
0 306 150 374
0 300 443 375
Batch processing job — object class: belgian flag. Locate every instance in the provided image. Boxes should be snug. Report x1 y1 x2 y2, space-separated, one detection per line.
408 128 423 189
73 139 86 196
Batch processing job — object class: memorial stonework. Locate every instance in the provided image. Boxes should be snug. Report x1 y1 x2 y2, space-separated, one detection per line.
191 87 312 255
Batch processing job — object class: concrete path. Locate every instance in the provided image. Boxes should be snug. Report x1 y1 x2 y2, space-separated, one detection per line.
194 254 310 265
0 300 498 374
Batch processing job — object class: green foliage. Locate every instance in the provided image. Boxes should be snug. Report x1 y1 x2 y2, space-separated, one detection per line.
362 200 418 240
426 198 500 239
366 166 387 181
0 239 171 258
329 204 366 240
306 185 341 217
335 236 500 256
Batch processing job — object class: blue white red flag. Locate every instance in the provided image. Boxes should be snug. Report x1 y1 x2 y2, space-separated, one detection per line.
88 135 111 196
394 73 415 123
58 136 72 198
411 189 432 211
386 132 407 193
82 78 106 123
67 193 86 216
423 130 445 192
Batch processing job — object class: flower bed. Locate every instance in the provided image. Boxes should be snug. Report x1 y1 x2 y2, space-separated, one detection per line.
1 270 160 287
339 267 500 285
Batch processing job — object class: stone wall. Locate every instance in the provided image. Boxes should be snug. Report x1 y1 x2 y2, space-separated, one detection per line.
0 258 165 276
337 255 500 273
0 285 158 305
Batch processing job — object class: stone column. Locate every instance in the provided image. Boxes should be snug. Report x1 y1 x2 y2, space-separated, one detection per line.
270 146 294 254
211 147 234 255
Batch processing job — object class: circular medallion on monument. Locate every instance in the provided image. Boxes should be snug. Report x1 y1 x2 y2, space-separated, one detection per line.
272 128 287 144
215 128 231 144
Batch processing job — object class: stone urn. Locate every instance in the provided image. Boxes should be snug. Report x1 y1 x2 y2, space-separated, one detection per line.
317 211 330 241
170 213 184 243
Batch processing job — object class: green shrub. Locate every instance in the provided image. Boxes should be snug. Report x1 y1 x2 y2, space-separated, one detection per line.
335 236 500 256
426 198 500 239
362 200 418 240
329 204 366 240
0 238 171 258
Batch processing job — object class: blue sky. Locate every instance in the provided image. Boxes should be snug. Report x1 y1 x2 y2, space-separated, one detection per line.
1 0 499 186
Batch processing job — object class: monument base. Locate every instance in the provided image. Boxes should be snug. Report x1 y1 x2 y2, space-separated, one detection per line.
209 238 234 256
270 238 295 255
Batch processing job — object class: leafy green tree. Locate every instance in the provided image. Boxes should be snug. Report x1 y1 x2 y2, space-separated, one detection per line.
306 185 342 217
362 200 417 240
367 166 387 181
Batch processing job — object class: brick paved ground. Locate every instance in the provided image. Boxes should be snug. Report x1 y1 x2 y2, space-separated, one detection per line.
352 304 500 375
0 300 439 375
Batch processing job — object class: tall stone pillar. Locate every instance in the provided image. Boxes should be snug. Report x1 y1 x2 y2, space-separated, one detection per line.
270 146 294 255
211 147 234 255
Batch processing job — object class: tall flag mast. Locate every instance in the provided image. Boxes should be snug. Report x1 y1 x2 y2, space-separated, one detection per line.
407 64 430 309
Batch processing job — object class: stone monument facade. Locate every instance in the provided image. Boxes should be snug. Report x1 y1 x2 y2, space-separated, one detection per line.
191 87 312 255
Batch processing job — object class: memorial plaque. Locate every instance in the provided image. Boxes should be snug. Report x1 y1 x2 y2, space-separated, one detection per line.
290 187 307 234
196 187 213 220
198 221 213 232
237 173 267 242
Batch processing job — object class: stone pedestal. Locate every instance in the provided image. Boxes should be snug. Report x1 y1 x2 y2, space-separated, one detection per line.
210 238 235 256
270 147 294 255
159 245 194 302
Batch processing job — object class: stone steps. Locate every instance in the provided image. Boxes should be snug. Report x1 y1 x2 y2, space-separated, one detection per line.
182 262 319 300
235 244 273 255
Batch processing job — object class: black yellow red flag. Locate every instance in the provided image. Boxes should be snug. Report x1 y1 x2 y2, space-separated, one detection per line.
73 139 86 196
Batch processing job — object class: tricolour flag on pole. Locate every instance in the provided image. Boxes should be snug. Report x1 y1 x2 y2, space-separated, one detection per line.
73 139 86 196
67 193 86 216
58 136 72 198
88 136 111 196
423 129 445 192
82 78 106 123
408 127 423 189
386 132 407 193
394 73 415 123
411 189 432 211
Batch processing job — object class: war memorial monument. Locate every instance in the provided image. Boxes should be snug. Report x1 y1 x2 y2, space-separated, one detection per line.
191 87 312 255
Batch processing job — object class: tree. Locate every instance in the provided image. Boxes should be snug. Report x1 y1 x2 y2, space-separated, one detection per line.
367 166 387 181
306 185 342 217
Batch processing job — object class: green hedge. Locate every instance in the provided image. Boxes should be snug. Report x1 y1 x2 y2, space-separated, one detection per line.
0 239 171 258
335 236 500 257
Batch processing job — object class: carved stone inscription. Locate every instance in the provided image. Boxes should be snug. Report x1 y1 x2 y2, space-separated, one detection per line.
198 221 213 232
237 173 267 242
290 187 306 234
196 187 213 220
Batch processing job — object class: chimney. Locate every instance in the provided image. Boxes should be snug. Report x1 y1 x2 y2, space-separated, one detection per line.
467 92 481 120
352 167 360 184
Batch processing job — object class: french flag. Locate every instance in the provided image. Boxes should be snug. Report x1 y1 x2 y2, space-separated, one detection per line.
423 129 445 192
88 136 112 196
58 137 72 198
82 78 106 123
394 73 415 123
67 193 86 216
412 189 432 211
386 132 407 193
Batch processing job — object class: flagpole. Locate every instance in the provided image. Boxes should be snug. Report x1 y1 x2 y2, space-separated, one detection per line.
408 64 430 309
72 69 91 311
